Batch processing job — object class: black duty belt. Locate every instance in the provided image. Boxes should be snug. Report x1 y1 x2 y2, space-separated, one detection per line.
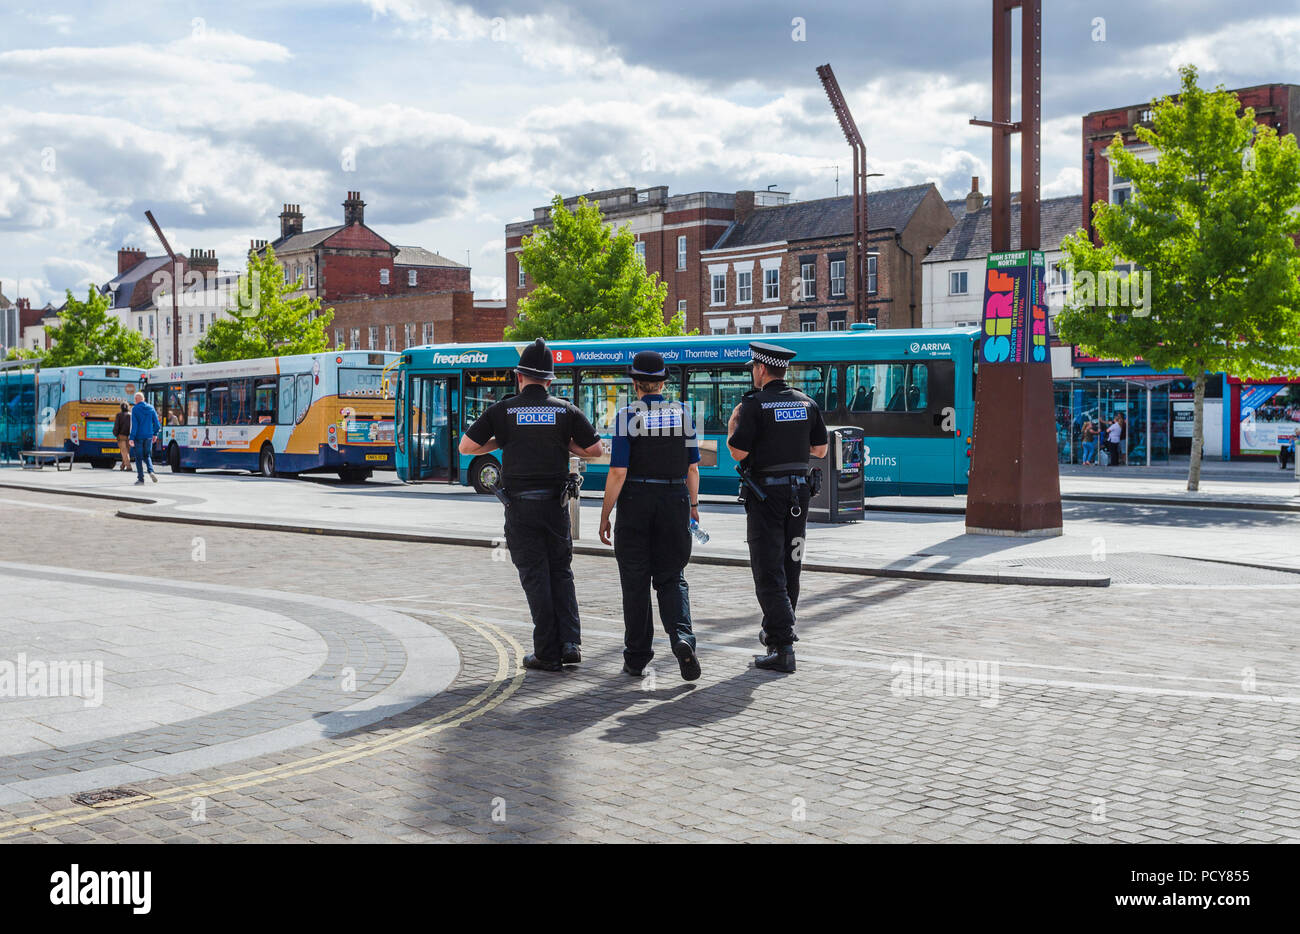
626 477 686 486
508 488 563 500
760 474 807 486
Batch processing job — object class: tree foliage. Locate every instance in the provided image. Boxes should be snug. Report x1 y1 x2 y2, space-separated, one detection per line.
194 245 334 362
43 287 157 368
505 195 686 341
1056 65 1300 489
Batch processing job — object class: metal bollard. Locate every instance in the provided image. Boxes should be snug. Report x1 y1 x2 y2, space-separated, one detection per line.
568 456 585 540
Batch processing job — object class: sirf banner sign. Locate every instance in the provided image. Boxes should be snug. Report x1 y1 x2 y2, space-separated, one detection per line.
979 250 1048 365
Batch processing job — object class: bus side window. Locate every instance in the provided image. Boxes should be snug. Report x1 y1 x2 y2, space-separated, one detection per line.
294 373 313 424
278 376 295 424
167 385 187 425
188 386 208 426
255 380 277 425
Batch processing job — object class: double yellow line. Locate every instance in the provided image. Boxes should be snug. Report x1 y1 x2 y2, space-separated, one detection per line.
0 614 523 841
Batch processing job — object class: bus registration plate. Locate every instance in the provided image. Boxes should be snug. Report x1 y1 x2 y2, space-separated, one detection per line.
365 454 387 461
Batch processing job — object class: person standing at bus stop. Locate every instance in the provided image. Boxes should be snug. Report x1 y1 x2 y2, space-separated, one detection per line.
459 338 604 672
598 350 702 682
129 391 161 484
113 403 132 470
727 342 827 673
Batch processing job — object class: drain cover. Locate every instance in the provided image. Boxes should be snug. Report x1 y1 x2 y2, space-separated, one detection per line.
71 788 150 808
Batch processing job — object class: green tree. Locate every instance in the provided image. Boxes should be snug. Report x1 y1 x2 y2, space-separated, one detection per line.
505 195 686 341
194 245 333 362
43 287 157 368
4 346 44 362
1057 66 1300 491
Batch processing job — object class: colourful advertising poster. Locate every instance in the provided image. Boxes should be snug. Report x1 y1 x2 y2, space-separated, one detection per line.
1239 383 1300 455
1027 251 1048 363
980 250 1048 365
980 251 1027 364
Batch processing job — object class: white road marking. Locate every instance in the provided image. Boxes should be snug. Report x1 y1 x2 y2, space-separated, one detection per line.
0 498 100 515
394 599 1300 705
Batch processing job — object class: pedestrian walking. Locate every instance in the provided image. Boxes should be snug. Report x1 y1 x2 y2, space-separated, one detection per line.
726 342 828 673
129 392 160 484
598 350 701 682
458 338 604 671
113 403 132 470
1118 413 1128 465
1080 419 1096 466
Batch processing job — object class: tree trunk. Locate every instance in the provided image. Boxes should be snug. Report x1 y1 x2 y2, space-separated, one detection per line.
1187 370 1206 492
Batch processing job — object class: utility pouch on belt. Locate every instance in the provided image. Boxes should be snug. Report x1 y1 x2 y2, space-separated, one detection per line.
562 471 583 506
490 484 511 509
808 467 823 497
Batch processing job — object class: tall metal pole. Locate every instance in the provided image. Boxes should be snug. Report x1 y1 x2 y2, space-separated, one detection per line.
144 210 181 366
1021 0 1042 250
816 64 868 324
990 1 1012 252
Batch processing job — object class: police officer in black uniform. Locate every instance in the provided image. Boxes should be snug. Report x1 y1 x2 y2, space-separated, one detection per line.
597 350 702 681
459 338 604 672
727 342 828 673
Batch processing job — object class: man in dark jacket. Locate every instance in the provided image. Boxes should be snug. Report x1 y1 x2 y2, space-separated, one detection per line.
113 403 132 470
129 392 161 484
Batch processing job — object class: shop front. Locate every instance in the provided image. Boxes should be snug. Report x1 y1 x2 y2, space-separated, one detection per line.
1052 376 1175 466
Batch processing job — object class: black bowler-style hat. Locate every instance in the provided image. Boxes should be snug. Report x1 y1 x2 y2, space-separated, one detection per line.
629 350 667 379
515 337 556 379
747 341 796 368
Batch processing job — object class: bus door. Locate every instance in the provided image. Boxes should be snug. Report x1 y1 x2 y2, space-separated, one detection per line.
410 374 458 481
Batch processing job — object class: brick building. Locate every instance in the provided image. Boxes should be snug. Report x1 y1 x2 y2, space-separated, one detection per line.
1082 83 1299 240
505 185 786 331
699 184 955 334
258 191 503 352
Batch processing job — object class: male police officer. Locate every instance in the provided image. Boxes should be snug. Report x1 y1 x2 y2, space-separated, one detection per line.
727 342 828 673
460 338 604 672
598 350 702 681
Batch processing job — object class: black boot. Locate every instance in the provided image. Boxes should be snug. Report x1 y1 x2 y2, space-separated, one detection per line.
523 653 562 672
673 641 701 682
753 645 795 673
561 642 582 665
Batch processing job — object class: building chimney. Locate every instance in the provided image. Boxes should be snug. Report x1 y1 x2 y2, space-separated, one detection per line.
189 248 219 275
734 190 756 226
279 203 304 239
118 246 147 276
343 191 365 227
965 177 984 214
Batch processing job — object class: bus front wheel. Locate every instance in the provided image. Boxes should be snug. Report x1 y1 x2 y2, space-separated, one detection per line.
469 456 501 494
258 445 276 478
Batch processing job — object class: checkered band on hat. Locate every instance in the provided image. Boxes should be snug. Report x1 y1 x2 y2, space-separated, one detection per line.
750 349 790 367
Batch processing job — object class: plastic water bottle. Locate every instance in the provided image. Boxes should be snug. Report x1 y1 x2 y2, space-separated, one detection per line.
689 519 710 544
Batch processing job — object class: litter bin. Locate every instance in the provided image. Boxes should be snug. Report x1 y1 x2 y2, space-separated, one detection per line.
809 426 865 523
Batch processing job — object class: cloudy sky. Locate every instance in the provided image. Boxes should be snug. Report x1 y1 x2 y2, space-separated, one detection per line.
2 0 1297 307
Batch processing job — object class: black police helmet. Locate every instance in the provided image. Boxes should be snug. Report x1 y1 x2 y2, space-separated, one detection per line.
515 337 556 379
629 350 667 379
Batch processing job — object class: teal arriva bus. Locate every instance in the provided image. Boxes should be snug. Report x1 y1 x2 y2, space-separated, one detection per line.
392 326 979 497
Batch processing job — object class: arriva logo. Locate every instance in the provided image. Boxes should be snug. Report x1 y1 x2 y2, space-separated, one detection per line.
431 351 489 365
862 445 898 468
910 341 951 353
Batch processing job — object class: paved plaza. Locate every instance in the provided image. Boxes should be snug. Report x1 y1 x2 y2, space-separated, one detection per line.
0 472 1297 843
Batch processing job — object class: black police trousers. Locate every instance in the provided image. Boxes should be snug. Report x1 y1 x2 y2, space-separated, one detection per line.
503 495 580 662
613 483 695 670
744 482 810 648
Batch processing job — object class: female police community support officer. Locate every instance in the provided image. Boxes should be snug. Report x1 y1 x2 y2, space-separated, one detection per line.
597 350 702 682
727 342 828 674
459 337 604 672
